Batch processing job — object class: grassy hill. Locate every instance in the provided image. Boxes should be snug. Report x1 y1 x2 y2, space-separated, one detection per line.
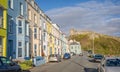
69 32 120 55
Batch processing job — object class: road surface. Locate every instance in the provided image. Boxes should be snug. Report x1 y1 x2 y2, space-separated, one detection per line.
29 54 99 72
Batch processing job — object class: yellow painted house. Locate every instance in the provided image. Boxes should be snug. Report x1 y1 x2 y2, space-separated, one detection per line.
0 0 8 56
51 34 55 54
51 26 55 54
46 20 54 55
51 30 55 54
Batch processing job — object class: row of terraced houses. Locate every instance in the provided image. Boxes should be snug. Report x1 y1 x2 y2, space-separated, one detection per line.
0 0 70 62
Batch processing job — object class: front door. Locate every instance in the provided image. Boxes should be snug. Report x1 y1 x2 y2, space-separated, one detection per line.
0 37 3 56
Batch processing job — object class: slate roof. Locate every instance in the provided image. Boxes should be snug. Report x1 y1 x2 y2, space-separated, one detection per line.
70 42 79 45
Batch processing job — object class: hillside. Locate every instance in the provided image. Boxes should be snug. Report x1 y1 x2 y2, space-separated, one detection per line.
69 32 120 55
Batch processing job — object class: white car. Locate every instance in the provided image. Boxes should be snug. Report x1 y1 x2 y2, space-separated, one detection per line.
49 54 61 62
98 57 120 72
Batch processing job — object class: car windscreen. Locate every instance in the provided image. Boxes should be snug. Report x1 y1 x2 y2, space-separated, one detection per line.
0 57 11 64
49 54 57 57
64 53 70 56
94 55 103 58
106 59 120 66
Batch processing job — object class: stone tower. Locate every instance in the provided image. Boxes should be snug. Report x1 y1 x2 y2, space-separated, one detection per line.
70 29 75 35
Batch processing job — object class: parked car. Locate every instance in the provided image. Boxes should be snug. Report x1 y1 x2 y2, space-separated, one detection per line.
49 54 61 62
87 50 93 57
79 53 83 56
33 56 45 66
70 52 73 56
63 53 71 59
0 56 21 72
98 57 120 72
24 57 30 60
70 52 76 56
93 54 104 62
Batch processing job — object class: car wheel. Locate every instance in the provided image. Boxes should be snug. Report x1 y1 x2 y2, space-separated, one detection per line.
17 69 22 72
97 68 101 72
60 59 62 62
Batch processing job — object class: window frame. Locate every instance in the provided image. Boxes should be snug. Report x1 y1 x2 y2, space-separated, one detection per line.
8 19 13 33
0 8 3 28
34 28 37 39
28 9 31 20
9 0 14 9
18 41 22 47
0 37 3 56
20 3 23 15
18 48 22 57
18 20 22 34
34 44 37 56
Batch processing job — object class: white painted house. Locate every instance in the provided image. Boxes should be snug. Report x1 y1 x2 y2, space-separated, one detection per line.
69 40 82 54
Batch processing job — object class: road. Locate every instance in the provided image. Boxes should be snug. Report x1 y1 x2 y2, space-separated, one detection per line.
29 54 99 72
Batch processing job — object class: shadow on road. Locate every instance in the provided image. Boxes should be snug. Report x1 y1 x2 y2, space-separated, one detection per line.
84 68 98 72
70 60 85 68
88 59 95 62
70 59 98 72
88 59 101 63
22 70 31 72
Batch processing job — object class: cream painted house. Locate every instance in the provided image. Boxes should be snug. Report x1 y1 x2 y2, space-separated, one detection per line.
26 0 42 58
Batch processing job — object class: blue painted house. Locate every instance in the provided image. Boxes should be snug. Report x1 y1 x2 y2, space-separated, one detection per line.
61 34 68 55
7 0 29 59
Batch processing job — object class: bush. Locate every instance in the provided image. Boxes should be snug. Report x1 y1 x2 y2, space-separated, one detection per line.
20 60 33 70
20 60 33 66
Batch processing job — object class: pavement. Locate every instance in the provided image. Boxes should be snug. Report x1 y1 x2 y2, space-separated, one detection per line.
28 54 99 72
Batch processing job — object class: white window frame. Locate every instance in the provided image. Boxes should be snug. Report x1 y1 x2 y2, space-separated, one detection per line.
18 20 22 34
18 48 22 57
20 3 23 15
34 28 37 39
9 0 14 9
18 41 22 47
8 18 13 33
43 22 46 29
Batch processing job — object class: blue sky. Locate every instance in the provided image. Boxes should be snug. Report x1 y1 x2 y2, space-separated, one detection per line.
35 0 90 11
35 0 120 37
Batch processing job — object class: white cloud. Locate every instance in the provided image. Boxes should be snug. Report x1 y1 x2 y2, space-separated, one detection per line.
45 0 120 37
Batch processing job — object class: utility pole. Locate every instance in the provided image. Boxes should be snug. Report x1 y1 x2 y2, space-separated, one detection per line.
92 32 95 54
